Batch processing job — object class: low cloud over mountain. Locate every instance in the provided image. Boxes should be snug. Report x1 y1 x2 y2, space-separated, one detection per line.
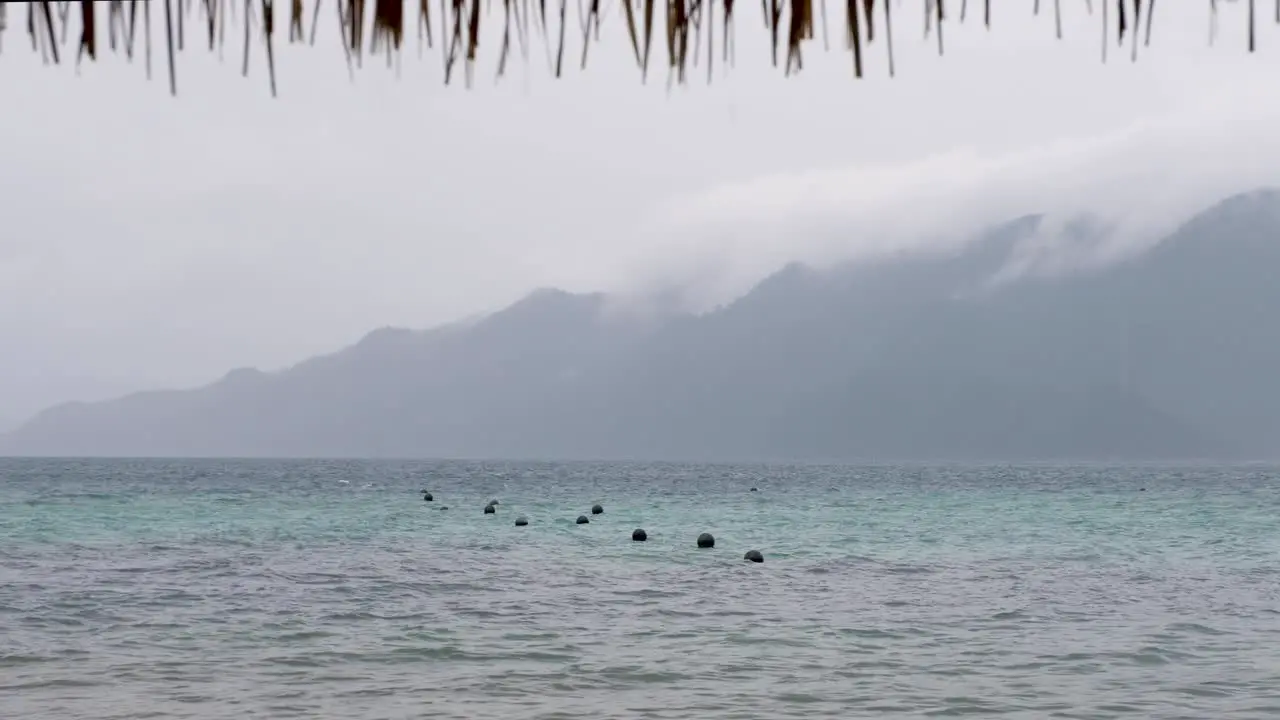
6 191 1280 462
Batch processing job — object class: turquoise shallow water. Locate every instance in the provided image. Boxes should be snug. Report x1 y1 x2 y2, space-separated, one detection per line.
3 459 1280 719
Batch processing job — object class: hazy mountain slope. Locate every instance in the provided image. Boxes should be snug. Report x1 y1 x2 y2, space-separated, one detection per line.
3 289 650 458
4 191 1279 461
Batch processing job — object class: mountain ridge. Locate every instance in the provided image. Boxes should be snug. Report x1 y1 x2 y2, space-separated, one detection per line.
4 189 1279 461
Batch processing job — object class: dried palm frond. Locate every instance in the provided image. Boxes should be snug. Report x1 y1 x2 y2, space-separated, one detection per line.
1 0 1274 96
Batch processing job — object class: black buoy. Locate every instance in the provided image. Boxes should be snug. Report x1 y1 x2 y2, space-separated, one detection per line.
744 550 764 563
422 492 433 502
576 515 590 525
440 506 449 510
749 487 758 492
632 528 647 542
515 516 529 526
697 532 715 549
484 504 496 514
591 504 604 515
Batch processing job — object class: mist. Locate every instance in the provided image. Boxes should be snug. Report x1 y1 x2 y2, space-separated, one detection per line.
611 59 1280 313
2 0 1278 427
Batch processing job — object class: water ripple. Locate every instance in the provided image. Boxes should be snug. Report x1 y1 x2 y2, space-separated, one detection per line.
2 459 1280 719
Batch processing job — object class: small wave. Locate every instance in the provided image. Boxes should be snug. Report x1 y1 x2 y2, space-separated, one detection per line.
595 666 685 684
0 654 53 667
726 635 819 648
989 609 1028 621
273 630 337 642
0 678 102 691
884 564 934 575
1164 622 1231 636
609 588 681 600
1176 684 1234 698
922 697 1005 716
773 692 826 704
653 609 703 619
836 627 905 640
1125 649 1171 666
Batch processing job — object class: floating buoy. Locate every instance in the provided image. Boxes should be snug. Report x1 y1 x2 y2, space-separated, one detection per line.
484 504 496 514
591 504 604 515
515 516 529 526
744 550 764 563
422 492 434 501
576 515 590 525
697 532 715 549
749 487 758 492
632 528 647 542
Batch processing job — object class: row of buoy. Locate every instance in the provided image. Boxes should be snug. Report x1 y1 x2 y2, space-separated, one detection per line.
420 490 764 562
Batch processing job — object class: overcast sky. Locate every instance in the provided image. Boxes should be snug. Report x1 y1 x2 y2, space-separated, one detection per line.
2 1 1279 429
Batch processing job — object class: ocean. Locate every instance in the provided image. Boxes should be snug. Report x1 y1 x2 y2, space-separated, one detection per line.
2 458 1279 719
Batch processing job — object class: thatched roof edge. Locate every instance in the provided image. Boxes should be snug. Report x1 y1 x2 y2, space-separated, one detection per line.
1 1 1275 96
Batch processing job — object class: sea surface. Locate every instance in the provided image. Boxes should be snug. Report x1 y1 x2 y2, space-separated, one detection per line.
2 459 1280 719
